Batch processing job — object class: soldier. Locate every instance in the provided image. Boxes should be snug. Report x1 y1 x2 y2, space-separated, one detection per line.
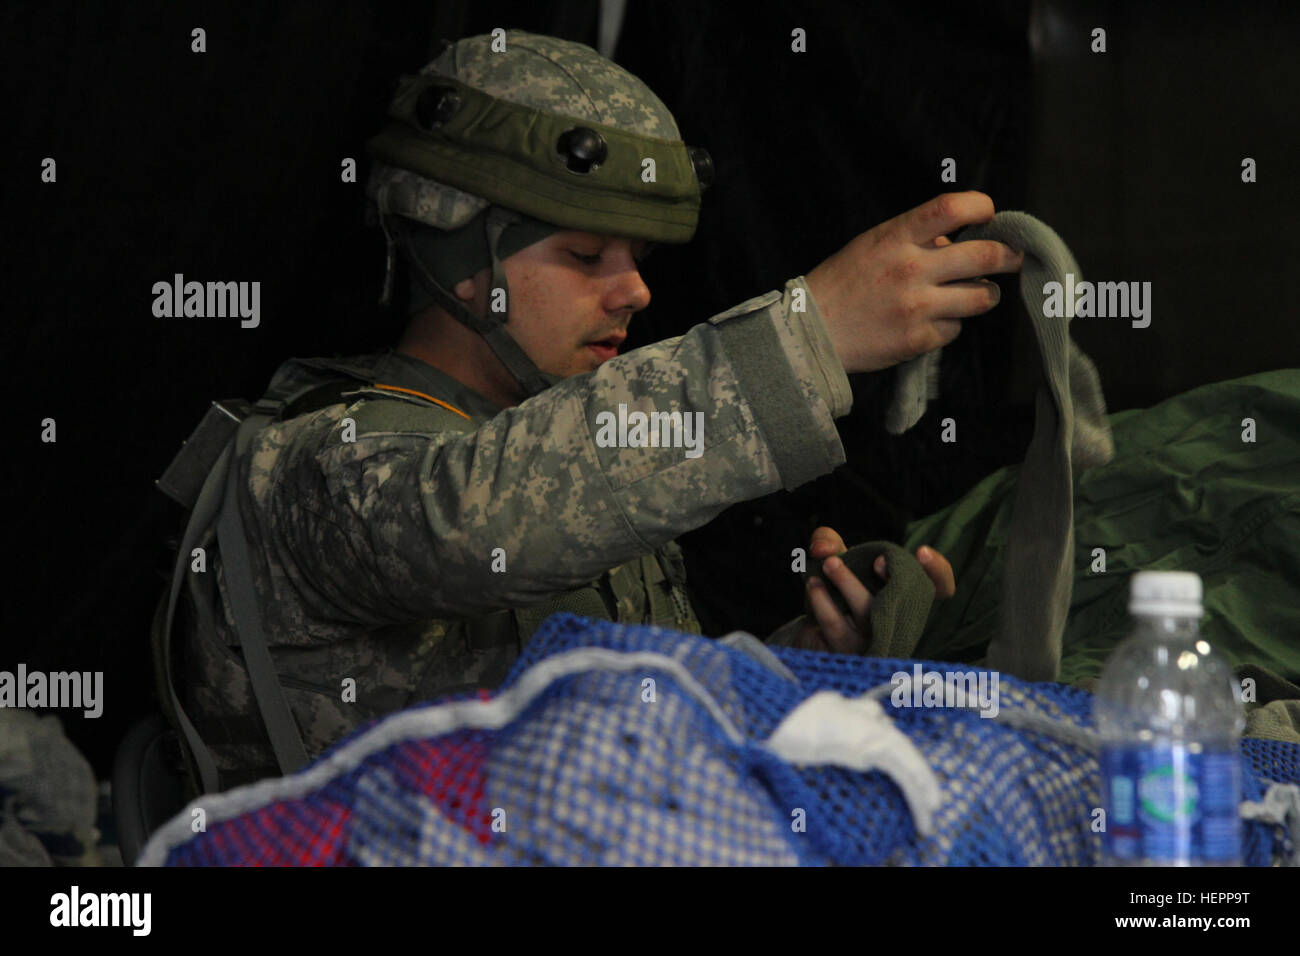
173 30 1022 790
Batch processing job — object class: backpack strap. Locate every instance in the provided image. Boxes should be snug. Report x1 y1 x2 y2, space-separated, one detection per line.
155 381 370 790
281 379 373 421
215 398 312 777
208 382 376 778
156 402 246 794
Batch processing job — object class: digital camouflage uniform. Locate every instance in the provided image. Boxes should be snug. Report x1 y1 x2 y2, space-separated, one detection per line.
175 31 854 788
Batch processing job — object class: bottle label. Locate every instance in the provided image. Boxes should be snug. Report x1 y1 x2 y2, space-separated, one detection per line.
1100 746 1241 863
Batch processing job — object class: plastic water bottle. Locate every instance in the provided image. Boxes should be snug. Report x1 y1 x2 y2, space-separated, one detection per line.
1095 571 1244 865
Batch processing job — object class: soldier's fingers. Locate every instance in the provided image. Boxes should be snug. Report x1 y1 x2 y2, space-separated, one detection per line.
806 577 865 654
821 556 872 631
928 280 1003 321
930 239 1024 284
898 192 995 246
806 578 849 649
808 525 847 558
917 545 956 599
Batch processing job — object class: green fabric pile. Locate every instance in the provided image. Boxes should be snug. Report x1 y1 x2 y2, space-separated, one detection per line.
903 368 1300 742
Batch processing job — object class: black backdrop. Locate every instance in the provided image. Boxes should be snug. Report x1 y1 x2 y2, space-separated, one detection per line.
5 0 1298 773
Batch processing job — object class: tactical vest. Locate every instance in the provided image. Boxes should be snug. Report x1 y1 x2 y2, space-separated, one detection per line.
156 354 699 794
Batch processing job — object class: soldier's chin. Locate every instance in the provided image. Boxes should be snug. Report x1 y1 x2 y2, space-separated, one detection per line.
549 356 596 378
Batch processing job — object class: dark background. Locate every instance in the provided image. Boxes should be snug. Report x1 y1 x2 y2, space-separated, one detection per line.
5 0 1298 774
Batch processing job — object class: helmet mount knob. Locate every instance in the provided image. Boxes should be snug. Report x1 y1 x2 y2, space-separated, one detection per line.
556 127 607 174
416 85 462 129
689 146 714 192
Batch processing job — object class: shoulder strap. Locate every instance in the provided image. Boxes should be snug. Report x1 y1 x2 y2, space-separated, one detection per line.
158 434 235 794
214 400 311 776
156 389 345 790
280 378 370 420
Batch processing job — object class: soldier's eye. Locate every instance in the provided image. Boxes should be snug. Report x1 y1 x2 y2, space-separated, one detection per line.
570 251 602 265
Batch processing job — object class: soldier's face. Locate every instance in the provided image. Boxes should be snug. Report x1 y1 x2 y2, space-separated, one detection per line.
499 231 652 377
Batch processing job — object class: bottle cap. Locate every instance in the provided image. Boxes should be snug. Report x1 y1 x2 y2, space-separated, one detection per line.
1129 570 1203 617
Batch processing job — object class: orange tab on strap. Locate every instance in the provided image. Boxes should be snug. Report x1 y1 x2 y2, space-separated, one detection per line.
371 383 471 420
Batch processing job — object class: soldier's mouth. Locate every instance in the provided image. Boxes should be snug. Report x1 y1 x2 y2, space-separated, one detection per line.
585 334 625 361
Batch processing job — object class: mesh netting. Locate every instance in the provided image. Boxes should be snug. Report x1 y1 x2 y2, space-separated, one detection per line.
143 614 1299 866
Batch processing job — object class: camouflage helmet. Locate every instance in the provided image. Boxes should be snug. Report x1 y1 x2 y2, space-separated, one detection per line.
366 29 712 240
363 30 713 399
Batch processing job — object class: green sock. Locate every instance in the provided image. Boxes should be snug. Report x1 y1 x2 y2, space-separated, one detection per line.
886 211 1115 681
804 541 935 658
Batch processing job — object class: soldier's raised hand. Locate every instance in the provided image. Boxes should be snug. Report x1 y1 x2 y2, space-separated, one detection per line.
805 191 1024 374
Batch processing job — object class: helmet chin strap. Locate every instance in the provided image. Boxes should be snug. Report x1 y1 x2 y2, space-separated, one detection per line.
378 190 558 400
481 206 562 398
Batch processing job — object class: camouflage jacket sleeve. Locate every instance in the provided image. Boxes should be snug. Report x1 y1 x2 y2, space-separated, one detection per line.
246 276 852 624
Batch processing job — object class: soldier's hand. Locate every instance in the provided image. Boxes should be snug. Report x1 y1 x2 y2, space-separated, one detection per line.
805 191 1024 374
793 526 955 654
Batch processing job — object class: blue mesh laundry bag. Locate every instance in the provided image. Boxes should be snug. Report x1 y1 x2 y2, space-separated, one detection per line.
140 614 1300 866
